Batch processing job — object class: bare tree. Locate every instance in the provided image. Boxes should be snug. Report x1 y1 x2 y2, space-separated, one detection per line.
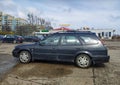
15 24 38 36
27 13 53 30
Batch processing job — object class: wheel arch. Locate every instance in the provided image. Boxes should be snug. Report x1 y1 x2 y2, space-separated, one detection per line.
18 49 32 58
74 51 93 62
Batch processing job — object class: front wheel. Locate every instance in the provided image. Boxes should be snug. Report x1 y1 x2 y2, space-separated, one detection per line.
75 54 91 68
19 51 31 63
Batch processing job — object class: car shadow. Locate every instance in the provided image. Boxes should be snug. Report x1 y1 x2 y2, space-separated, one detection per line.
31 60 107 68
92 63 106 68
33 60 75 67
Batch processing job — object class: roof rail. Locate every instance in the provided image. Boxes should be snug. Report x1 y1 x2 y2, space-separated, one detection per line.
53 30 93 34
66 30 91 33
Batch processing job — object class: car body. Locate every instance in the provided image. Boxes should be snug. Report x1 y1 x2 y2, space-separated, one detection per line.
2 35 24 43
0 35 4 41
12 31 110 68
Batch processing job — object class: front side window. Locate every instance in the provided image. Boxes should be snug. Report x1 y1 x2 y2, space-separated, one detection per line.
41 35 60 45
61 35 80 45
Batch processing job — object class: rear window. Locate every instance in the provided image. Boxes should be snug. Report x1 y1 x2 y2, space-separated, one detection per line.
79 34 99 44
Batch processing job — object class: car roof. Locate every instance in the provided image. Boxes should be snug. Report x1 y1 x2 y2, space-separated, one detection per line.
54 31 95 35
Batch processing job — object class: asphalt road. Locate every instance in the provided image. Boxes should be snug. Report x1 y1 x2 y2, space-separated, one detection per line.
0 54 18 79
0 43 18 80
0 41 120 85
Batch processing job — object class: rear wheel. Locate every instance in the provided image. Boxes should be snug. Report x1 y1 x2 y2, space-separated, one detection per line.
75 54 91 68
19 51 31 63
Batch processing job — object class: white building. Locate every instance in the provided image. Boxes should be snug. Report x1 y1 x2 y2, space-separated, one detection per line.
93 29 115 39
0 12 2 31
79 29 115 39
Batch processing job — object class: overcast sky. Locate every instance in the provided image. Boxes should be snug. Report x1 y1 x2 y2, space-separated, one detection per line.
0 0 120 34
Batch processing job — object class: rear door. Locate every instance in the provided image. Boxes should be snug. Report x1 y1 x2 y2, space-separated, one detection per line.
58 34 82 62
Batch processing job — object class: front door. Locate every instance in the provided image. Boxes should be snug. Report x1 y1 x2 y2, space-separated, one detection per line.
33 35 60 60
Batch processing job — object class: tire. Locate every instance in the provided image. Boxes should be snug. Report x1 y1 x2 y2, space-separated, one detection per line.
75 54 91 68
19 51 31 63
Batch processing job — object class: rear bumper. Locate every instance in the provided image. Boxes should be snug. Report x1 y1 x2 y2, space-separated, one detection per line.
92 55 110 64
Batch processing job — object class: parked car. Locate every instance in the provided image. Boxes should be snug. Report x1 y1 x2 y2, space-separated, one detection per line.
0 35 4 41
2 35 24 43
24 36 40 42
12 31 110 68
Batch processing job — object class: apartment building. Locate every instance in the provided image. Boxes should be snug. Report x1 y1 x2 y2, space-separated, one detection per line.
0 12 27 31
0 12 2 31
15 18 27 27
2 14 15 31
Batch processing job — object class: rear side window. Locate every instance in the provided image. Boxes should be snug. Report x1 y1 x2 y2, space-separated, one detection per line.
61 35 80 45
79 34 99 44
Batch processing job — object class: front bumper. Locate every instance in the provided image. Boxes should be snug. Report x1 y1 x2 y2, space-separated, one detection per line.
12 49 19 58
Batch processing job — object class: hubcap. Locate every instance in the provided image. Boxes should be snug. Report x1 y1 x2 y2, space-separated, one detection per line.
78 56 89 67
20 52 29 63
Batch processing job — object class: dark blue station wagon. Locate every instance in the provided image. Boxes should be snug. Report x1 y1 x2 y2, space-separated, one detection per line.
12 31 110 68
